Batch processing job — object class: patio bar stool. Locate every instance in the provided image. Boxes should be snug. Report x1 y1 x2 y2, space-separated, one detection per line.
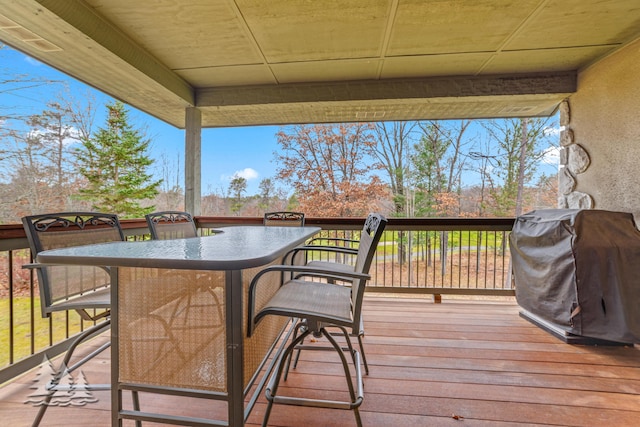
22 212 140 427
281 213 388 375
248 213 387 426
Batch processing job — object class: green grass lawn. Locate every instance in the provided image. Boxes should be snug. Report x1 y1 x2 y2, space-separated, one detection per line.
0 297 84 368
306 230 506 259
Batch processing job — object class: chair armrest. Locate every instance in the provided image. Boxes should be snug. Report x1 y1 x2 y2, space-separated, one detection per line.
247 265 370 337
284 245 358 265
299 244 359 254
22 262 111 274
290 266 369 283
251 265 370 291
308 237 359 247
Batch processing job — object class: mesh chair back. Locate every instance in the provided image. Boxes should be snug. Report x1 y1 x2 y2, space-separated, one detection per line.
350 213 387 324
263 211 305 227
146 211 197 240
22 212 124 317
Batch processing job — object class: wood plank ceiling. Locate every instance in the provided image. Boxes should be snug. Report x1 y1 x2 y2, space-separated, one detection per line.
0 0 639 128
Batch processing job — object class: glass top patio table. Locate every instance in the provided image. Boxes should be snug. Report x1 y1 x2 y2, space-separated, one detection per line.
37 225 320 270
36 225 320 427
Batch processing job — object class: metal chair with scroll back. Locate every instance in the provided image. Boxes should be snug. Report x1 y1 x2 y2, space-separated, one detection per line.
247 213 387 426
145 210 198 239
281 213 387 375
145 210 224 333
263 211 306 227
22 212 141 427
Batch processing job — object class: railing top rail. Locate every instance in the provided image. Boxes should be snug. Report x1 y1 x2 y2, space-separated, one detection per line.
195 216 515 231
1 216 516 241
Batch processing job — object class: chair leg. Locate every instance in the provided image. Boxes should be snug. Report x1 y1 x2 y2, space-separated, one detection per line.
291 343 303 371
263 325 364 427
30 319 142 427
321 328 363 427
356 333 369 375
283 321 307 381
31 320 111 427
294 325 370 376
263 328 312 427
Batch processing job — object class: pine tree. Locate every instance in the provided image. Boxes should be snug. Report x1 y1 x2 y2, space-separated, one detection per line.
75 101 161 218
229 175 247 215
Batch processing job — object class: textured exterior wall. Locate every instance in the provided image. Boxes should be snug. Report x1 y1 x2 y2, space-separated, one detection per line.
567 38 640 217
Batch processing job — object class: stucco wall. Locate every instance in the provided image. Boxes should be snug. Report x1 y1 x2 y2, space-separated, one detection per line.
566 38 640 217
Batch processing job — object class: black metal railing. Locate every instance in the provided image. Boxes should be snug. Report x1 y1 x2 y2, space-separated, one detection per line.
197 216 515 295
0 216 514 384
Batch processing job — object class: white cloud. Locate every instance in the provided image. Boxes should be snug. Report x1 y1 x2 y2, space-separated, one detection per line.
234 168 259 180
220 168 259 183
29 126 82 146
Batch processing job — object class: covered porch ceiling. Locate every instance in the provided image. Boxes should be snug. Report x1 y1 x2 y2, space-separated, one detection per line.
0 0 639 129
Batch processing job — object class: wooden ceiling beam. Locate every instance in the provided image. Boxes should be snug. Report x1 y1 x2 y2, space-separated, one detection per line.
196 72 576 107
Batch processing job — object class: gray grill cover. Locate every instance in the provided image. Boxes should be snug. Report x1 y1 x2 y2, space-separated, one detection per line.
510 209 640 343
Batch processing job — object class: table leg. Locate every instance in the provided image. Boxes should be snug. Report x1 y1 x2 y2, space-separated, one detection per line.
111 267 120 427
226 269 244 426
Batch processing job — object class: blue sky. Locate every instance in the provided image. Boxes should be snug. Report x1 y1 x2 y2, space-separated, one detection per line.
0 46 282 196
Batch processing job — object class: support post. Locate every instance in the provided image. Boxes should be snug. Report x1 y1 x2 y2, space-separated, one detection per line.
185 107 202 216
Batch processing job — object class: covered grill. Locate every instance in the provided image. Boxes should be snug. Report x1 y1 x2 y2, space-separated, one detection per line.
510 209 640 344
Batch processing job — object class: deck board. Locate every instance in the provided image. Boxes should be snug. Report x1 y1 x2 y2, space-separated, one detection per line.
2 296 639 426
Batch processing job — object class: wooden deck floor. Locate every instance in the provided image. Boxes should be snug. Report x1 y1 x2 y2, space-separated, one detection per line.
2 296 639 426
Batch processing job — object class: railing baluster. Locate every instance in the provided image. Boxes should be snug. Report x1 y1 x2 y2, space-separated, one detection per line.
8 250 14 365
466 231 472 289
30 252 35 355
492 231 502 289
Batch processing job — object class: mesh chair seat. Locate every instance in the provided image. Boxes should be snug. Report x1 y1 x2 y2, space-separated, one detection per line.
51 286 111 312
257 281 352 326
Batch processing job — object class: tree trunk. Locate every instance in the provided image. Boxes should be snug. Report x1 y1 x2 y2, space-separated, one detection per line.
515 118 528 216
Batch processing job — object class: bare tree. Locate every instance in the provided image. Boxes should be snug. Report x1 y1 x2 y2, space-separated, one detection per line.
480 117 555 216
0 101 87 216
258 178 289 213
275 123 388 217
1 128 48 217
412 120 473 216
410 120 473 276
372 121 418 216
154 152 184 210
1 44 61 125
